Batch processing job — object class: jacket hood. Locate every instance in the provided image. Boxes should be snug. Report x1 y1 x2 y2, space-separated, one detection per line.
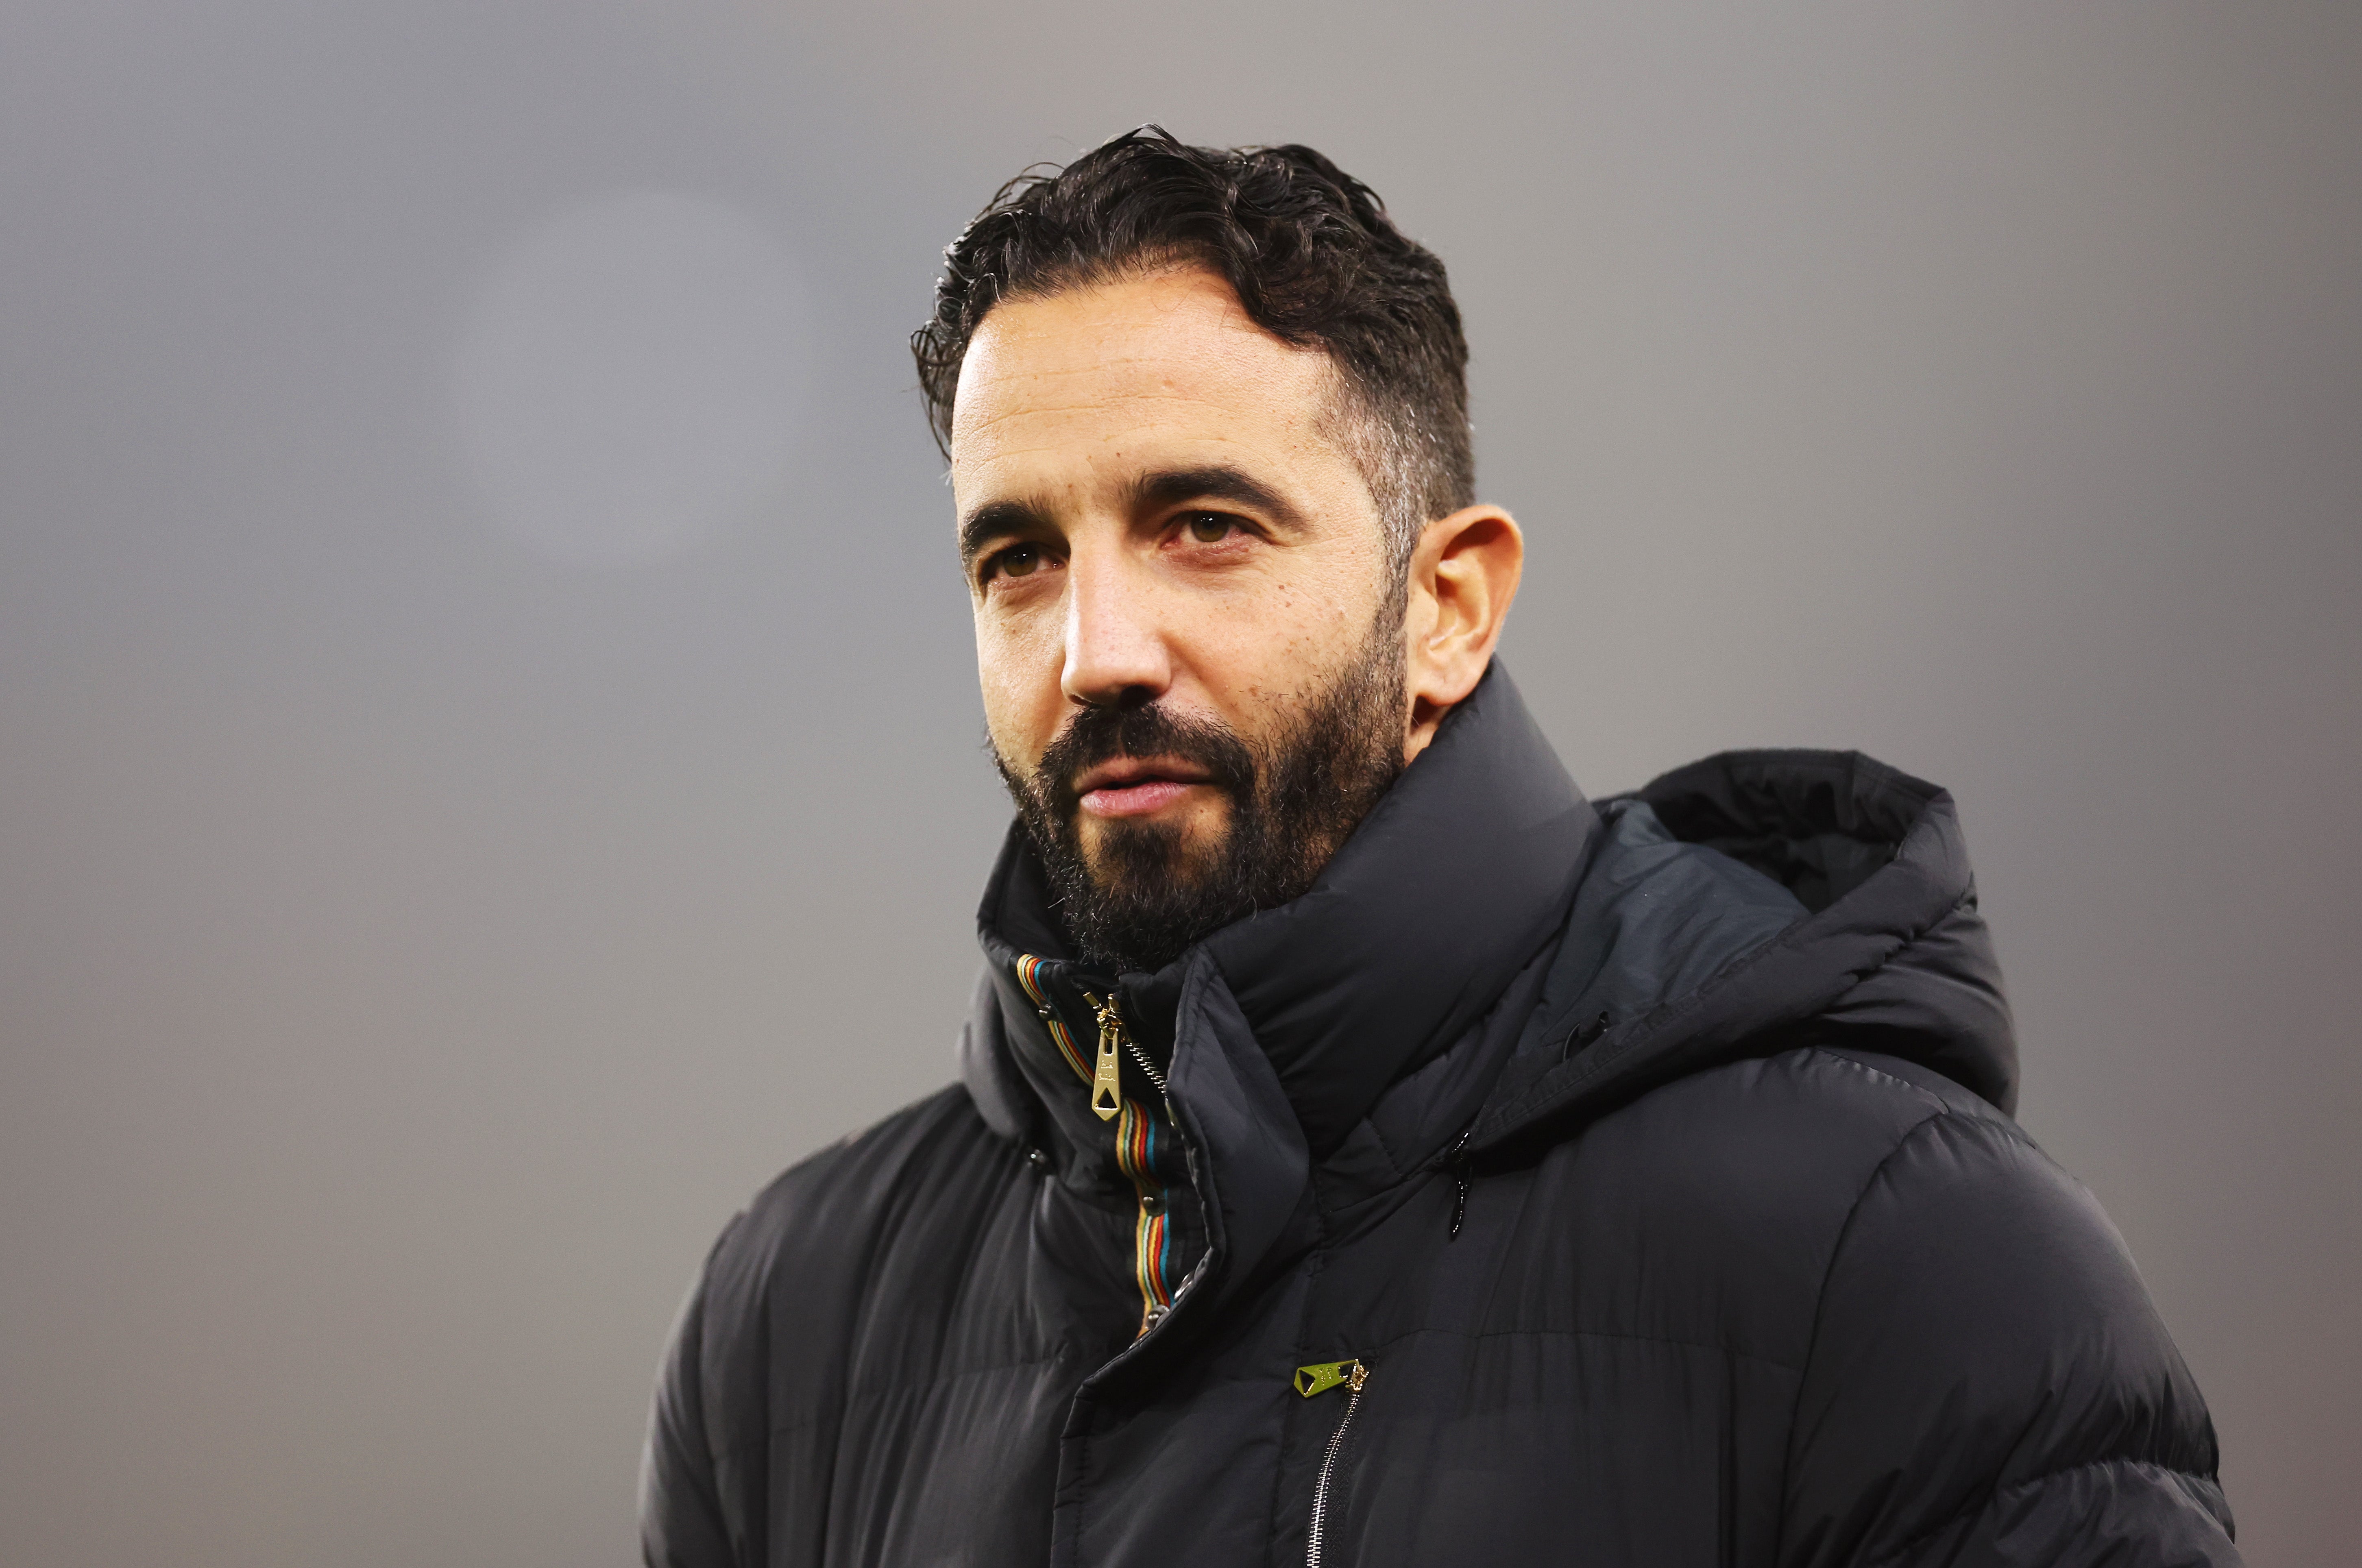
962 665 2017 1175
1470 747 2017 1157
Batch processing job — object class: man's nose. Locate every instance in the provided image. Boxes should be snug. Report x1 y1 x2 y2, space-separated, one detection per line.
1060 548 1171 709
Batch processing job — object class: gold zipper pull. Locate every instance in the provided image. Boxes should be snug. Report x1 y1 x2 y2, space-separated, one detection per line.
1085 992 1124 1122
1293 1358 1365 1398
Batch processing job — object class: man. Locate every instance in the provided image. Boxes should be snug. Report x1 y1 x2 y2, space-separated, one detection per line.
642 128 2235 1566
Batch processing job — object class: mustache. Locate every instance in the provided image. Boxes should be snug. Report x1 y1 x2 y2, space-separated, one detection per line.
1031 701 1257 812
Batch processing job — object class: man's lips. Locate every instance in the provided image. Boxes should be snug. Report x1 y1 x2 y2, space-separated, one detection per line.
1074 757 1216 819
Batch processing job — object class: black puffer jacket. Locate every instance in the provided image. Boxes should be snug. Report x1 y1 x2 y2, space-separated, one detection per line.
642 666 2235 1567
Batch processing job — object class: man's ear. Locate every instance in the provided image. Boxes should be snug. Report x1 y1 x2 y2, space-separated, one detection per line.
1401 504 1524 763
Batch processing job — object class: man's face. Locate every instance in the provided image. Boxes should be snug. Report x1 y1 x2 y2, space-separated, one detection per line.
951 266 1408 970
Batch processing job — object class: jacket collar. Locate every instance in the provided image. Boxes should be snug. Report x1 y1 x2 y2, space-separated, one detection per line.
967 663 1598 1161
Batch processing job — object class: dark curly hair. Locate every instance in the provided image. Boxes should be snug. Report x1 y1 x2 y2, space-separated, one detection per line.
912 126 1474 572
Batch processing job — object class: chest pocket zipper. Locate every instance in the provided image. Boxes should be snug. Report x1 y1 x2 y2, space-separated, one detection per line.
1296 1359 1370 1568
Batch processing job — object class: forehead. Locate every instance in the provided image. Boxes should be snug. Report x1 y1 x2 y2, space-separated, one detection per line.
950 268 1352 501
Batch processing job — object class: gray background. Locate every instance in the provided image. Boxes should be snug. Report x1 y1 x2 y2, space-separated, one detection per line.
2 2 2354 1564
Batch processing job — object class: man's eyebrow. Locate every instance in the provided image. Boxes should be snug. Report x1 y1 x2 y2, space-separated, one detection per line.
1130 466 1307 533
959 467 1306 565
958 499 1052 567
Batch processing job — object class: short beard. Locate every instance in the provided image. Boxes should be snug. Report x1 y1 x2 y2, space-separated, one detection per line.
996 610 1408 974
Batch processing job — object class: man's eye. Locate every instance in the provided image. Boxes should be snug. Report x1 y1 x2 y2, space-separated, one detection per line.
1184 513 1236 543
993 544 1043 579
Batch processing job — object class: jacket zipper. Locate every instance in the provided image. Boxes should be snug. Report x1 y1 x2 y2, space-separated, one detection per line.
1125 1033 1167 1097
1013 960 1183 1337
1084 988 1176 1334
1086 991 1125 1120
1297 1358 1369 1568
1083 989 1169 1097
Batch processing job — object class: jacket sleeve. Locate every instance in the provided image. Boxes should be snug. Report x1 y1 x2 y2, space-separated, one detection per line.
640 1221 743 1568
1778 1105 2237 1567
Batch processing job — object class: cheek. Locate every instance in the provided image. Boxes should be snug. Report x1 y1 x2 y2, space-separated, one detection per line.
1191 573 1375 708
974 611 1069 767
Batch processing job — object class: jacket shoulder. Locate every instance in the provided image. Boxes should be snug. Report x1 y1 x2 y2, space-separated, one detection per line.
713 1082 1006 1280
698 1083 1023 1382
642 1084 1027 1552
1546 1048 2231 1560
1521 1045 1998 1364
1758 1056 2234 1563
1578 1043 2027 1247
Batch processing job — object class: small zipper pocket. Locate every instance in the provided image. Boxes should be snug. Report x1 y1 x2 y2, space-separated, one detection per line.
1296 1358 1369 1568
1294 1359 1361 1398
